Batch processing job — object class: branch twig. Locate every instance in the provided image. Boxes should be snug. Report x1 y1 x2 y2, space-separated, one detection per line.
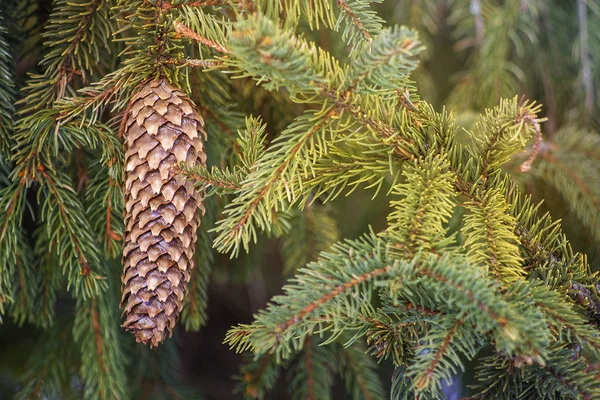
174 21 229 54
577 0 594 117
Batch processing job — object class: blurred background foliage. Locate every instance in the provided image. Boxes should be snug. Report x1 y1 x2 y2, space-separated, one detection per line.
0 0 599 399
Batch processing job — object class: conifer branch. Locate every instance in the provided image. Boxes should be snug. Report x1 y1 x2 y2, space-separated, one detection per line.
469 98 544 179
178 163 243 194
334 0 384 50
577 0 594 117
336 0 374 42
384 154 456 256
338 340 386 400
519 115 542 172
463 189 526 284
532 146 600 241
346 26 423 93
287 336 333 400
15 321 77 400
237 352 281 399
0 17 15 156
214 109 336 255
527 284 600 353
174 21 230 54
74 294 128 400
181 197 217 331
5 1 600 397
38 169 107 297
531 346 600 399
0 179 35 318
226 234 550 364
16 0 112 113
410 317 479 397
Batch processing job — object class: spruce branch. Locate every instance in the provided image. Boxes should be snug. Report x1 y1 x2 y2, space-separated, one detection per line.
287 336 334 400
337 340 386 400
236 116 268 171
0 17 15 156
38 169 107 297
524 282 600 353
73 294 128 400
15 320 79 400
224 234 394 358
473 345 600 400
4 0 600 397
462 188 526 284
214 109 335 255
298 143 400 203
392 96 594 297
225 234 550 365
528 130 600 241
181 196 217 331
346 25 424 93
409 316 480 397
178 163 243 196
393 255 549 364
384 153 456 256
362 306 426 365
468 97 544 179
226 13 337 97
236 352 281 399
334 0 384 50
534 346 600 400
577 0 594 118
174 20 229 54
5 229 38 325
16 0 113 113
0 177 36 319
282 203 340 275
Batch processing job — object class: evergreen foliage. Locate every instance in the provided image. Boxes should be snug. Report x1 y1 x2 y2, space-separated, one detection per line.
0 0 599 399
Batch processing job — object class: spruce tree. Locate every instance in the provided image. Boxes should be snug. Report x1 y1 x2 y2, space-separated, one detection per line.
0 0 599 399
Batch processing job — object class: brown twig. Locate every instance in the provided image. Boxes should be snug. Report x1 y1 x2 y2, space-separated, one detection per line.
174 21 229 54
164 57 225 69
577 0 594 118
91 298 107 398
520 115 542 172
165 0 229 8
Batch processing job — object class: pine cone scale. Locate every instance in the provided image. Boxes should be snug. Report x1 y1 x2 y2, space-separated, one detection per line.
121 78 206 347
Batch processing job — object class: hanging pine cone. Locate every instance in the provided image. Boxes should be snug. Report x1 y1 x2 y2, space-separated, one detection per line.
120 78 206 347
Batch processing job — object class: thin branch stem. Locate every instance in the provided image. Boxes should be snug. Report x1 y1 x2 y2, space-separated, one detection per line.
164 57 224 69
174 21 229 54
519 115 542 172
577 0 594 118
336 0 372 42
470 0 484 47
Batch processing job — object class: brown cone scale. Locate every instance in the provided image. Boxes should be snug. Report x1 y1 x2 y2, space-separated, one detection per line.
120 78 206 347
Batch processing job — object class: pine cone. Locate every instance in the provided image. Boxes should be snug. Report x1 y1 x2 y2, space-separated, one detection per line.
120 78 206 347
